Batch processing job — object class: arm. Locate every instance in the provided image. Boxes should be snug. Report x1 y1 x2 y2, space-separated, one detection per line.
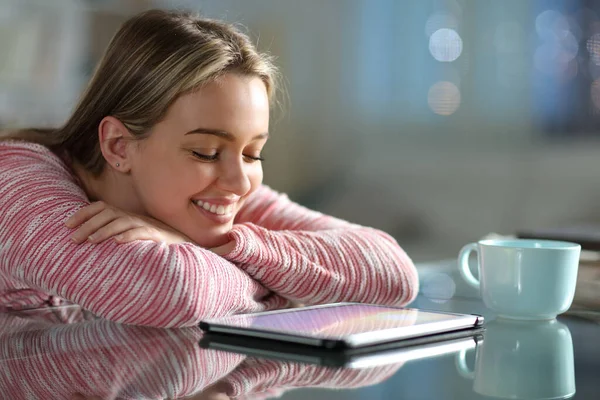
0 143 287 327
0 315 244 400
226 185 419 306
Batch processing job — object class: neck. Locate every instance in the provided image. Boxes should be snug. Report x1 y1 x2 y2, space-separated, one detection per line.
72 162 146 215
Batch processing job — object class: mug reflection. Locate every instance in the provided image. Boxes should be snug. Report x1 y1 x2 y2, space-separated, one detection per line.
458 318 575 399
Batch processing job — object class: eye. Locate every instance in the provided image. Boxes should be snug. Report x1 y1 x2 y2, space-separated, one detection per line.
192 151 219 161
243 154 265 163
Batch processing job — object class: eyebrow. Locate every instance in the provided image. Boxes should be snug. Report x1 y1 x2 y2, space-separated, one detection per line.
184 128 269 141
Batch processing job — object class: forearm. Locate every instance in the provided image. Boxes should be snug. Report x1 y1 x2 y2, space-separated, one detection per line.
223 223 419 306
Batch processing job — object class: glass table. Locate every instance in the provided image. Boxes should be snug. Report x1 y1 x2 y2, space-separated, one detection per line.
0 268 598 399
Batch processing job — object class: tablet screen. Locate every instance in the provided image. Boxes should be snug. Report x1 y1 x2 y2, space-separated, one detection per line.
206 304 477 339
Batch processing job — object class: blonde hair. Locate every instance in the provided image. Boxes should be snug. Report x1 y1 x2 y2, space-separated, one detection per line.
4 9 279 175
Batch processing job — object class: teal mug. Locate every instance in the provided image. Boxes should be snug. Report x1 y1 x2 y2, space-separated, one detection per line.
458 239 580 320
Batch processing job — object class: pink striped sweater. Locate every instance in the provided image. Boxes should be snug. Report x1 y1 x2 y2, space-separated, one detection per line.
0 141 418 327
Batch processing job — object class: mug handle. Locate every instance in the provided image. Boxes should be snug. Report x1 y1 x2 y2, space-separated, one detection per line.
458 243 481 290
455 348 475 379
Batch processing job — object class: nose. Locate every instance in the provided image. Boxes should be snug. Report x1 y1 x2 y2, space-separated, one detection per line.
216 157 252 196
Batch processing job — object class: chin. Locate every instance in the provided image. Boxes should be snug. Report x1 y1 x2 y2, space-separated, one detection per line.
192 227 232 249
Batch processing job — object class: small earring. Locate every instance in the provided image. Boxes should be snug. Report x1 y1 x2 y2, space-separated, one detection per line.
115 162 120 167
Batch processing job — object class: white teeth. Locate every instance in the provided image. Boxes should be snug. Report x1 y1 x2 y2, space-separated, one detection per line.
193 199 234 216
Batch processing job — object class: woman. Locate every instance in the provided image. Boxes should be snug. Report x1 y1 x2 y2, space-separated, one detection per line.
0 9 418 327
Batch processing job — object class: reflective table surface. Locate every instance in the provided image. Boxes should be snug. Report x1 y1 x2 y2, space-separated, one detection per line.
1 290 598 399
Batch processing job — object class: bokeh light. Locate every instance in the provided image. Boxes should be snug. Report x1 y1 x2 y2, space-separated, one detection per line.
421 272 456 302
429 28 463 62
535 9 569 40
428 81 461 115
534 12 579 79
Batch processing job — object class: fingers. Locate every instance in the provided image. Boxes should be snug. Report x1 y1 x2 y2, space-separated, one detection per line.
116 227 193 245
87 217 148 243
65 201 107 229
113 226 161 243
70 208 121 243
65 203 191 245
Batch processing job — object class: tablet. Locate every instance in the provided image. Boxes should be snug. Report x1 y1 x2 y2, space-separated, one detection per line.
200 329 483 368
199 303 484 349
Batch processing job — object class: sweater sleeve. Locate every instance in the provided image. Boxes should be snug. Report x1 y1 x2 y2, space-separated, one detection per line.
0 316 245 400
226 185 419 306
0 143 288 327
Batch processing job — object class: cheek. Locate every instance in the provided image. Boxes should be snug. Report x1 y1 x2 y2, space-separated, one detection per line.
133 156 202 205
149 165 214 199
136 158 177 192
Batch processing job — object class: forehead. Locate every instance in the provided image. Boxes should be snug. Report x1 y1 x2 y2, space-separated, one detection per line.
159 74 270 137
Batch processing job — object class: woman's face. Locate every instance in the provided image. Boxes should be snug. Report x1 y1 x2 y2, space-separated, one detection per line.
128 73 270 248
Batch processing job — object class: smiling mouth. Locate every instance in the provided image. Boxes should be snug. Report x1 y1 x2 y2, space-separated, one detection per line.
192 199 235 216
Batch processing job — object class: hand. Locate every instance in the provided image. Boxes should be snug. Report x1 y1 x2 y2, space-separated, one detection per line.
65 201 192 245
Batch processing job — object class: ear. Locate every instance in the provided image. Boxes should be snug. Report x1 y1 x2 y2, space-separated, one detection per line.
98 116 135 173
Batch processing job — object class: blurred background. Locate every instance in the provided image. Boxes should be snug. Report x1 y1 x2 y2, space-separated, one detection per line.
2 0 600 262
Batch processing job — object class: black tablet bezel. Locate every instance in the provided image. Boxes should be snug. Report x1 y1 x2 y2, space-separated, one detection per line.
199 303 484 349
